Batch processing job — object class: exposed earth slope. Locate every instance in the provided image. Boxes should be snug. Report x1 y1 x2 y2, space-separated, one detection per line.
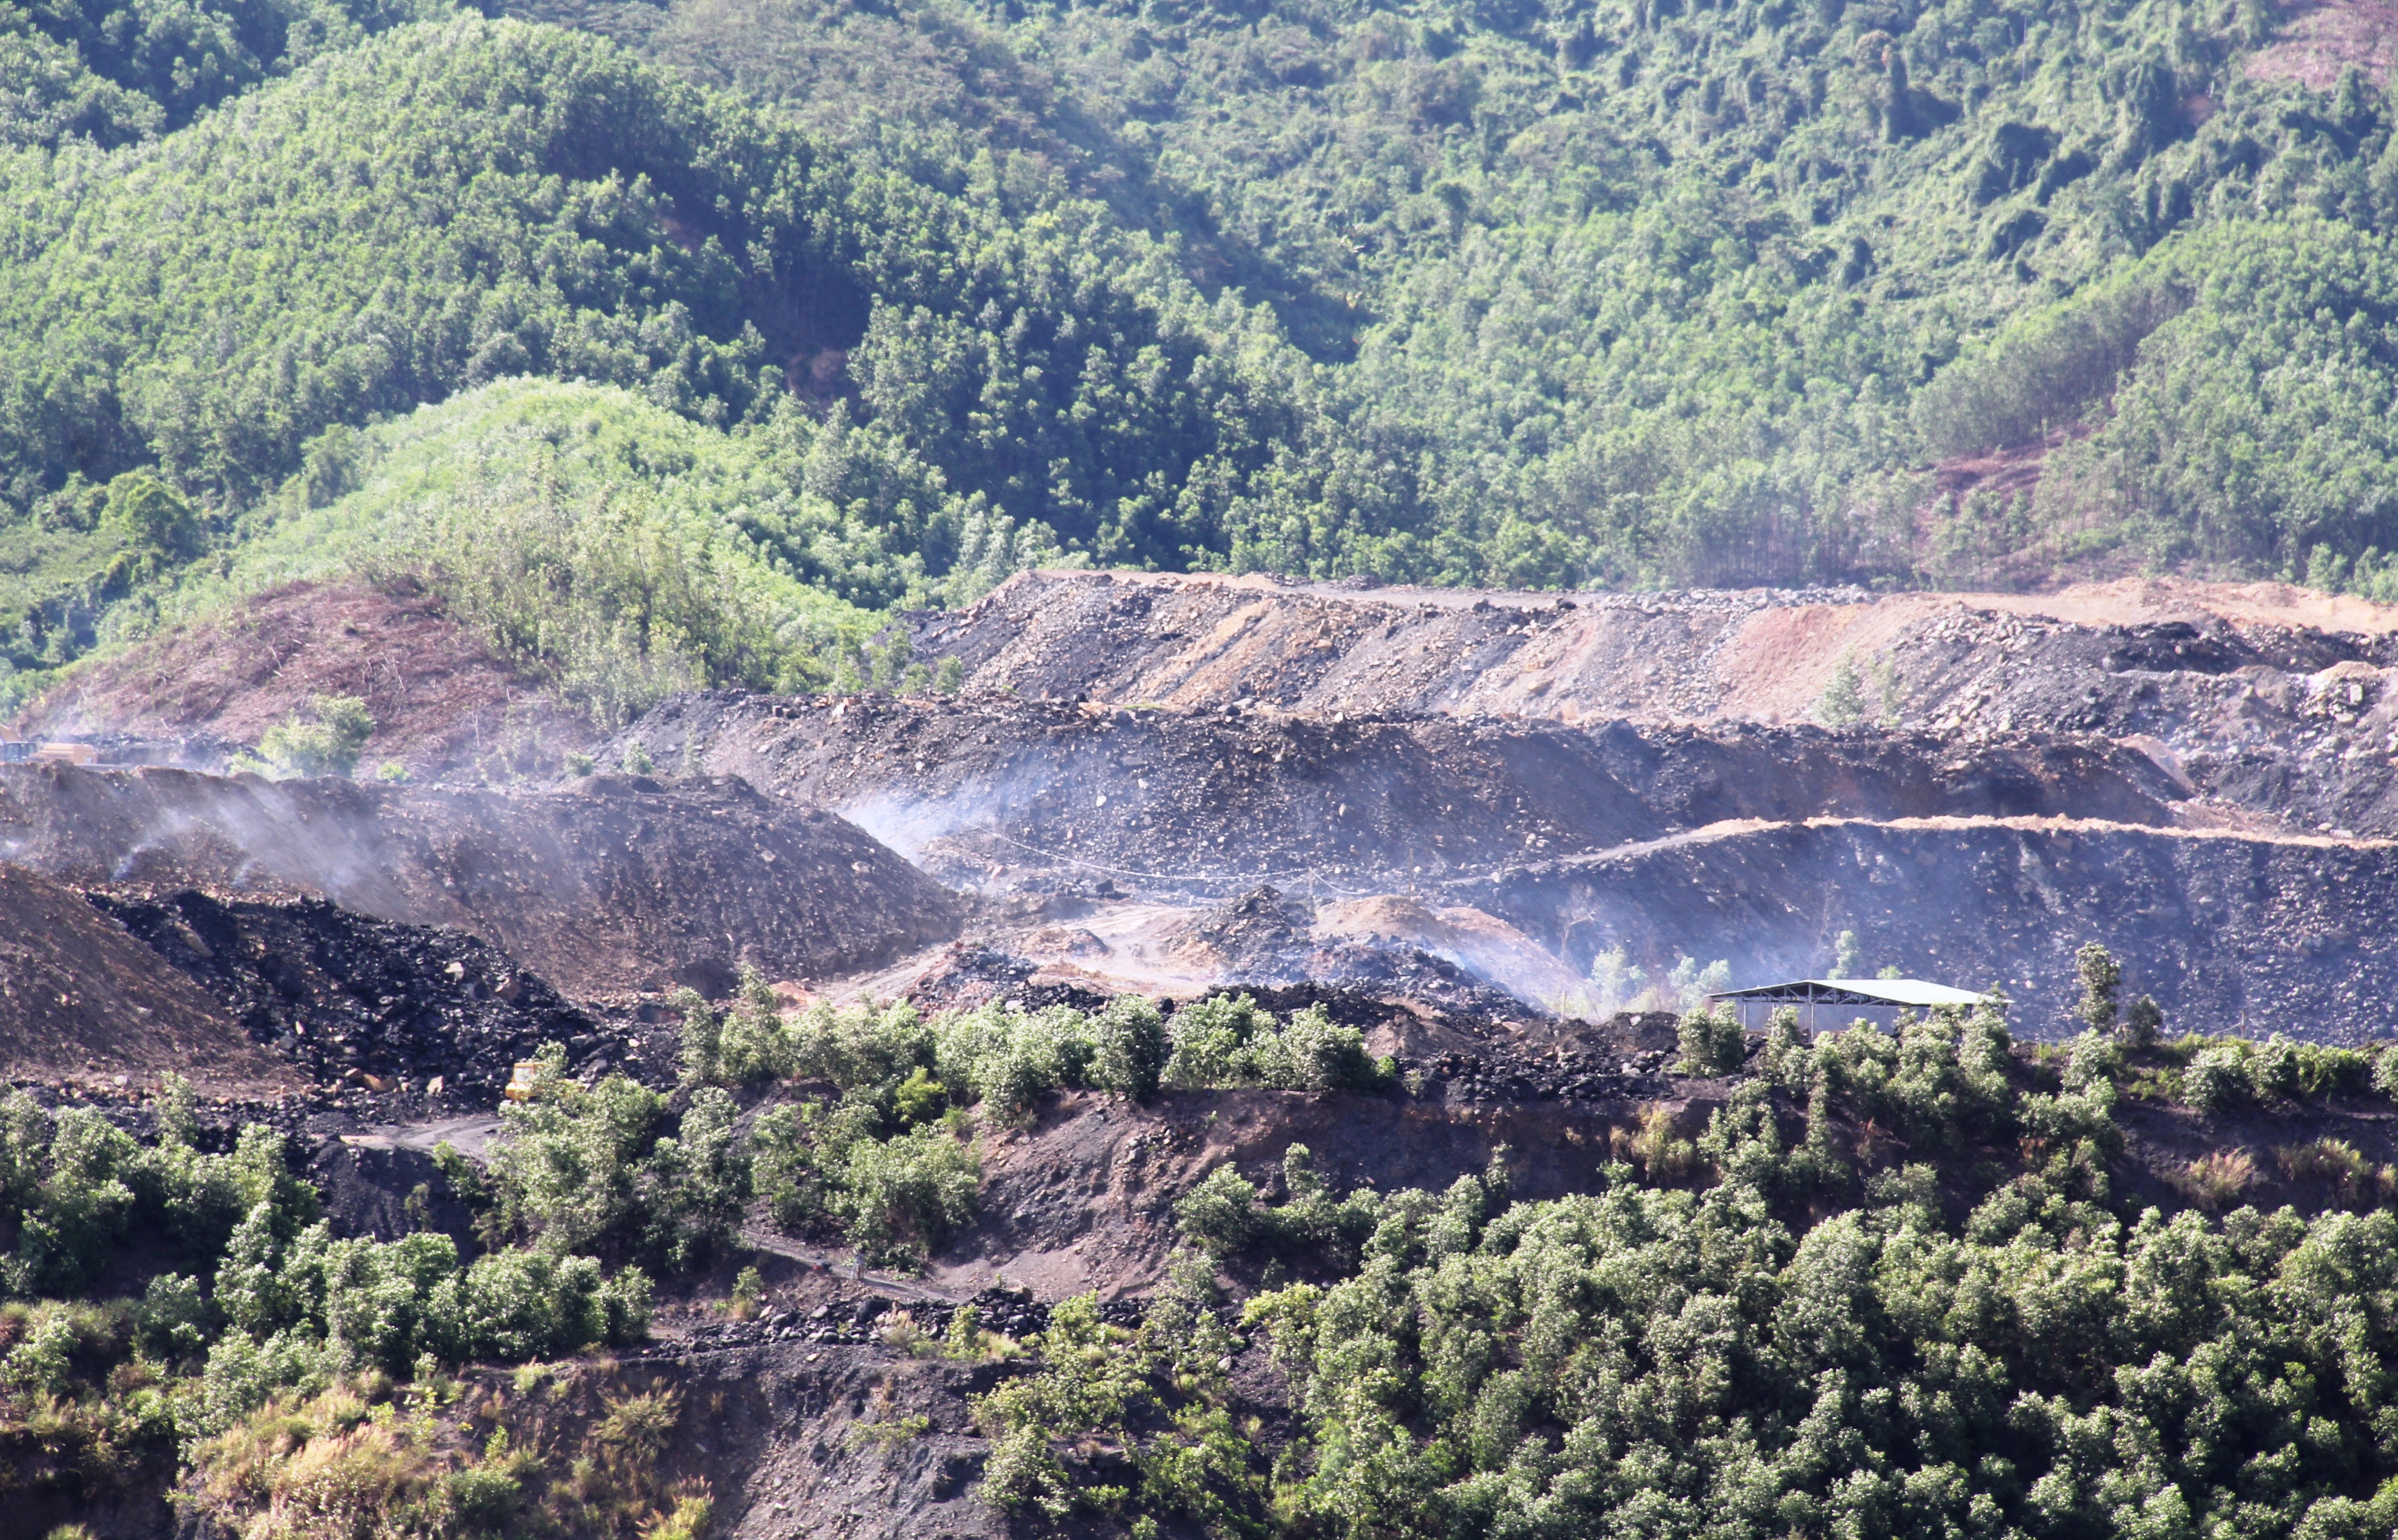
15 577 598 782
0 763 961 995
601 569 2398 1035
0 863 295 1094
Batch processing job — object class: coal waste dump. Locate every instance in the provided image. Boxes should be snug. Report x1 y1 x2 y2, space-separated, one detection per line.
90 890 628 1095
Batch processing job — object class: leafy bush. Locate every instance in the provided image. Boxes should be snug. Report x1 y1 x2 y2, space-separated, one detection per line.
678 971 794 1087
1772 1002 2017 1150
1174 1166 1264 1262
479 1048 745 1273
0 1088 313 1299
1162 996 1390 1093
972 1289 1266 1531
1176 1145 1388 1267
832 1121 980 1267
203 1204 647 1411
249 693 373 779
2183 1039 2254 1111
1611 1103 1698 1184
1675 1004 1746 1076
748 1095 979 1267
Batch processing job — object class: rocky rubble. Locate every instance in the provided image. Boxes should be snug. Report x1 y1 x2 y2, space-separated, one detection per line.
633 1287 1125 1360
908 570 2398 836
89 889 624 1096
604 683 2398 1036
611 689 2191 897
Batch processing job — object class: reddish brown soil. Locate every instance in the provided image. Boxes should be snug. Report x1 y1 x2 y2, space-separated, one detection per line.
907 569 2398 736
1929 433 2055 508
0 864 297 1095
15 577 597 782
2249 0 2398 88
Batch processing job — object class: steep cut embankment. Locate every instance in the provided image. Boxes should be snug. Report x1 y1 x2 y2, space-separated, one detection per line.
612 690 2192 893
0 864 297 1093
0 764 961 995
606 689 2398 1038
1480 817 2398 1040
917 571 2398 835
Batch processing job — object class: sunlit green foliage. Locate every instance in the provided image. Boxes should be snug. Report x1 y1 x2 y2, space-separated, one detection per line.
0 1072 651 1488
0 1085 309 1297
1090 1004 2398 1538
244 691 373 778
974 1275 1271 1532
0 0 439 149
1162 992 1393 1093
479 1046 745 1273
10 0 2398 702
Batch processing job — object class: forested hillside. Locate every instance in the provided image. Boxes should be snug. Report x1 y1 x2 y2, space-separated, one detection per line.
5 0 2398 713
644 0 2398 589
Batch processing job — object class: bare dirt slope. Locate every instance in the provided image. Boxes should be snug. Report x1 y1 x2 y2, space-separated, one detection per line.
608 690 2396 1034
0 764 962 996
1478 816 2398 1040
612 691 2195 893
2248 0 2398 88
12 577 596 782
0 864 297 1094
913 571 2398 835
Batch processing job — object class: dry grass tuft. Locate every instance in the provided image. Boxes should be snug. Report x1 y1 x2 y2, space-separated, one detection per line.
1612 1103 1697 1183
2173 1149 2257 1211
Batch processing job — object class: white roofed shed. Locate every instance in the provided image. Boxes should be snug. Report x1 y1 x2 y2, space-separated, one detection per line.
1706 978 1999 1030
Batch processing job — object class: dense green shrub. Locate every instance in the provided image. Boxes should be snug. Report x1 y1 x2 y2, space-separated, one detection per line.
709 991 1369 1263
1674 1004 1745 1076
1057 1003 2398 1539
1162 995 1391 1094
972 1284 1267 1532
697 990 1204 1110
477 1048 746 1272
1236 1167 2398 1540
1177 1144 1388 1267
202 1209 648 1409
0 1085 314 1298
246 692 373 779
0 1072 655 1485
748 1090 980 1266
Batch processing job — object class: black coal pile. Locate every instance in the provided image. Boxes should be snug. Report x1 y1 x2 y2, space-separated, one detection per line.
1162 888 1557 1017
1166 887 1315 973
1298 941 1542 1020
90 890 628 1096
1407 1044 1685 1103
637 1285 1144 1361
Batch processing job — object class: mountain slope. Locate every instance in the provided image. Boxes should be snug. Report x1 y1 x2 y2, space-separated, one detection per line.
649 0 2398 587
